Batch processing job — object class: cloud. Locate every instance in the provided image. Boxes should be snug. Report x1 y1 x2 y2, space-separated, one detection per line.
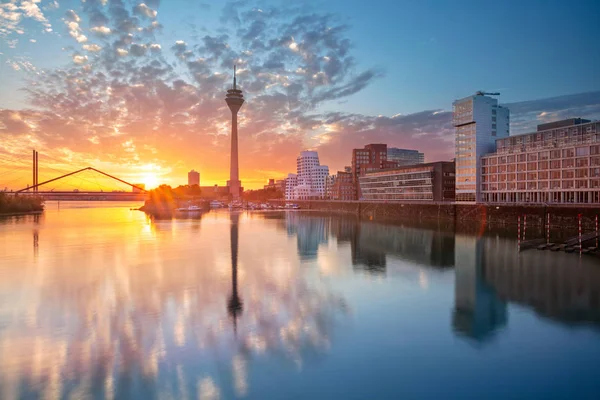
3 0 599 191
1 0 53 39
82 43 102 52
72 54 88 64
90 25 111 35
64 9 88 43
130 43 147 56
133 3 158 19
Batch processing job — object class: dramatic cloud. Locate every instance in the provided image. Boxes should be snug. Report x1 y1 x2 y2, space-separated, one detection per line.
0 0 53 39
1 1 599 190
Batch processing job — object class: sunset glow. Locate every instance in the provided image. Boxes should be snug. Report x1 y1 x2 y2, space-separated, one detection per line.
141 173 159 190
0 1 599 192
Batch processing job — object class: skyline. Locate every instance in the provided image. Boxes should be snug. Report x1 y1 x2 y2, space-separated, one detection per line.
1 0 600 190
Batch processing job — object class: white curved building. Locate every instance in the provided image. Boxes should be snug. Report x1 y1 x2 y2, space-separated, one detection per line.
285 151 329 200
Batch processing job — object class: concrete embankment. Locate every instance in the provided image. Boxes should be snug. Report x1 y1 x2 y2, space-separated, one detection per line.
276 201 600 230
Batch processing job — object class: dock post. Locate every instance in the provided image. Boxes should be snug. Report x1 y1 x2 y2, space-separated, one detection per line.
547 212 550 244
518 215 521 251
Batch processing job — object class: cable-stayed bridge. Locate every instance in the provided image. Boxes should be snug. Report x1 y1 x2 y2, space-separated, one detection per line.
1 150 148 201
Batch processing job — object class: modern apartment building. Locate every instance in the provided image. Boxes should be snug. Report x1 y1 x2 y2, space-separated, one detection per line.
285 151 329 200
387 148 425 166
352 144 399 199
359 161 455 201
454 93 509 202
188 170 200 186
480 119 600 204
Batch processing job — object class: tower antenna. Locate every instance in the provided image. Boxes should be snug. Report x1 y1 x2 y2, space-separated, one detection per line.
233 65 237 90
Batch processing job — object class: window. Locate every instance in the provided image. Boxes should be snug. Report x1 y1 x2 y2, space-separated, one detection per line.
576 147 590 156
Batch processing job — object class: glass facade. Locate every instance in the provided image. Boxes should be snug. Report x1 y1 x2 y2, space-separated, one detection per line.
454 98 476 202
359 162 455 202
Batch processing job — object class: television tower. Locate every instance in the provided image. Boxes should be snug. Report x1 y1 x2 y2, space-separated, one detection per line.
225 65 244 199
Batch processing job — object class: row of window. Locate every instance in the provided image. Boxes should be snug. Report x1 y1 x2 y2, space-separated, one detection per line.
484 147 600 165
482 157 600 173
482 168 600 182
482 179 600 191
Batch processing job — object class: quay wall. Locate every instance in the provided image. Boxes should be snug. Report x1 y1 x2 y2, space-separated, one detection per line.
276 201 600 230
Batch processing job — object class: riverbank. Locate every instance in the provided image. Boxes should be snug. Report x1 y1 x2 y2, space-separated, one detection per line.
0 193 44 215
272 200 600 230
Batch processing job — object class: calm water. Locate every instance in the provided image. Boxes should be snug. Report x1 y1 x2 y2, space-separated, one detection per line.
1 202 600 400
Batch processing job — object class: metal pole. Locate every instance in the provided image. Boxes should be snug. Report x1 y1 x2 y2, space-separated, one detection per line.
518 215 521 251
523 214 527 241
32 150 35 192
596 215 598 248
35 151 39 192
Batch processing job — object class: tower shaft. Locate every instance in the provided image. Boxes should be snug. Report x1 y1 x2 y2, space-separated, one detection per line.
228 109 241 197
225 66 244 199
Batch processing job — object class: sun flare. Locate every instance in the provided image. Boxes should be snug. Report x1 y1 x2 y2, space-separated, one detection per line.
141 173 159 189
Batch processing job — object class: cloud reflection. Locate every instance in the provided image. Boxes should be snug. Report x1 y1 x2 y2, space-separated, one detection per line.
0 208 349 399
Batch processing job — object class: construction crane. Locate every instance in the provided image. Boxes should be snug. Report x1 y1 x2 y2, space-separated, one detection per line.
475 91 500 96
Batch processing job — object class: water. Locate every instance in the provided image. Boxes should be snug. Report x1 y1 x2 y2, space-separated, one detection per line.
1 202 599 399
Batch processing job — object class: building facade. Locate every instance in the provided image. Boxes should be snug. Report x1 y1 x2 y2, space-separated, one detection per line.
454 94 509 202
480 119 600 204
387 148 425 166
330 171 354 200
284 173 298 200
188 170 200 186
359 161 455 202
352 144 399 199
285 151 329 200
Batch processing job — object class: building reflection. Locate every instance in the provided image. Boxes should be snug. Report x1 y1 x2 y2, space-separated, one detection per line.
286 213 329 260
286 213 455 275
452 235 508 343
453 234 600 344
481 238 600 324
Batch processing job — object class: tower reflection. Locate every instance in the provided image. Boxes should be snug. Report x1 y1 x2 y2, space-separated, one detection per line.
227 212 243 333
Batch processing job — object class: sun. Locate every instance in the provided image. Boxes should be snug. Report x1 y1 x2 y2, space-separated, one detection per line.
141 173 159 189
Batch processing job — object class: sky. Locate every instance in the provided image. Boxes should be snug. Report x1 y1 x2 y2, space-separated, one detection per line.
1 0 600 190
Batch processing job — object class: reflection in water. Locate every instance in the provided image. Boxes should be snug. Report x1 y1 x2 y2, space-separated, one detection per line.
453 233 600 343
482 238 600 324
0 205 348 399
286 213 329 260
228 212 243 334
287 213 455 275
1 206 600 398
453 235 508 342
